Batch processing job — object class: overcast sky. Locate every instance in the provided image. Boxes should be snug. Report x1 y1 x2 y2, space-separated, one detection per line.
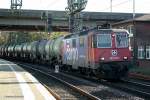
0 0 150 13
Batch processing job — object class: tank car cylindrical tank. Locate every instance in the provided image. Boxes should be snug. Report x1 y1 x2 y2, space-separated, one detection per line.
0 45 2 55
26 43 32 59
12 44 16 57
14 45 20 57
50 37 63 58
0 45 5 56
30 41 38 60
20 43 25 58
17 45 22 53
44 37 63 64
22 43 28 58
26 43 32 53
37 40 48 60
7 46 11 53
4 45 9 55
9 45 13 54
45 40 52 61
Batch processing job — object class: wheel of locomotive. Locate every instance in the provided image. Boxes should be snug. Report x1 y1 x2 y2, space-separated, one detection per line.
90 69 97 76
79 67 82 74
67 65 72 72
97 64 113 79
61 64 67 71
109 63 125 80
79 67 85 75
85 68 93 76
117 63 129 78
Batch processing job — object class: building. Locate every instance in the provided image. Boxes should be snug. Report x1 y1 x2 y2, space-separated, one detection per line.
112 15 150 67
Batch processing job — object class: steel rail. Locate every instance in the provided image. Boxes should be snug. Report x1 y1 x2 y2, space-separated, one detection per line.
19 63 101 100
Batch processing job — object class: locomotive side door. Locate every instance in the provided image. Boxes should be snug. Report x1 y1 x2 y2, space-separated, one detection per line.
72 38 78 69
87 32 95 68
78 35 87 68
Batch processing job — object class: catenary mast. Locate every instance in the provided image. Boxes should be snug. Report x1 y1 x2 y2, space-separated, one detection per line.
11 0 22 10
66 0 87 33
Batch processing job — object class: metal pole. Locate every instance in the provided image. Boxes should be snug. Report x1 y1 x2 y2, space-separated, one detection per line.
132 0 137 65
69 14 74 33
110 0 112 12
133 0 135 19
10 0 22 9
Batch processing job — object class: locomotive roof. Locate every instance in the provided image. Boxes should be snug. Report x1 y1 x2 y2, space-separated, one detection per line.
101 29 128 32
64 29 90 39
64 28 128 39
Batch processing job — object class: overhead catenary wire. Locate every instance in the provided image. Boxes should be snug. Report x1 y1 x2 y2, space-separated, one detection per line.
100 0 131 12
41 0 61 10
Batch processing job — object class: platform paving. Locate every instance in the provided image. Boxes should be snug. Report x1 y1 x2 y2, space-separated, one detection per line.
0 59 56 100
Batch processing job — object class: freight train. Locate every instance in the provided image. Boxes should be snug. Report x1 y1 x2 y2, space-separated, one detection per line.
0 28 132 79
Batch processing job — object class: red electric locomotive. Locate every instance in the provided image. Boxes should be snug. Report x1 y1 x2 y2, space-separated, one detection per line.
0 27 132 80
62 28 132 79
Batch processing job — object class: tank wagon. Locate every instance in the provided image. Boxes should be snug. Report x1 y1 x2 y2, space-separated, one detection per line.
0 28 132 79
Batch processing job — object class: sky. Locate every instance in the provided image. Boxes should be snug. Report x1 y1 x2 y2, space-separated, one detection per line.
0 0 150 13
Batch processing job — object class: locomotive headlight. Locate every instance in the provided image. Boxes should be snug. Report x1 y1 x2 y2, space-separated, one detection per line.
100 57 105 60
112 34 115 37
123 56 128 60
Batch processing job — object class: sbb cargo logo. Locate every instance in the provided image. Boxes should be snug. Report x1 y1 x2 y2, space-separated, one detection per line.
111 50 117 56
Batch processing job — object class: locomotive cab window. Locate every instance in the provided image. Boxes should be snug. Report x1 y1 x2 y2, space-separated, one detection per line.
116 32 128 48
97 34 112 48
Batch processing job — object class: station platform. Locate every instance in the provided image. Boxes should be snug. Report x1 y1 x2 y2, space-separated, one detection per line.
0 59 56 100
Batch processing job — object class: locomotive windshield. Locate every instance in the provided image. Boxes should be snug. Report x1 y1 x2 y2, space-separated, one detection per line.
97 34 112 48
116 32 128 48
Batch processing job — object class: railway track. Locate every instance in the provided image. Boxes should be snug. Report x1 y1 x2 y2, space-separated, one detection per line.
64 66 150 99
18 63 100 100
119 79 150 99
15 62 143 100
60 68 150 99
91 78 150 99
129 73 150 81
72 72 150 99
121 79 150 89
